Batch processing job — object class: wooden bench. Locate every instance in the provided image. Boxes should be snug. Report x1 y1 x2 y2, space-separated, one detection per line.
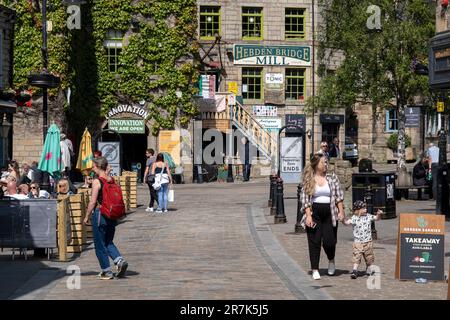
395 185 430 200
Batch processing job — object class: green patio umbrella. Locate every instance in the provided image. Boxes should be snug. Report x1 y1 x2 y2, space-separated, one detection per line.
38 123 64 178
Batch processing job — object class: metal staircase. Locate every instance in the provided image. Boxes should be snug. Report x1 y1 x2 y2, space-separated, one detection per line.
199 94 278 164
229 101 277 161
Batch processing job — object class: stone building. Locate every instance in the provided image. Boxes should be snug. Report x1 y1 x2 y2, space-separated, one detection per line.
0 5 15 168
196 0 345 179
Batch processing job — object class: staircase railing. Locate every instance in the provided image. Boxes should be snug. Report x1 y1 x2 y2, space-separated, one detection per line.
199 94 278 162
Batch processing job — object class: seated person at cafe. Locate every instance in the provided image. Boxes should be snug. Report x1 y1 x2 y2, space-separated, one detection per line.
29 182 50 199
80 175 93 189
57 178 74 196
5 180 29 200
18 183 30 196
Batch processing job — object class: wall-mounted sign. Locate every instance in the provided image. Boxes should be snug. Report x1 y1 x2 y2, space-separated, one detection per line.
200 75 216 98
256 118 282 132
228 82 238 95
405 107 421 127
265 73 284 84
285 114 306 133
98 142 120 176
437 101 445 113
159 130 181 166
107 105 149 119
234 45 311 66
108 119 145 134
227 94 236 106
395 214 445 281
265 73 284 91
252 105 277 117
320 114 345 124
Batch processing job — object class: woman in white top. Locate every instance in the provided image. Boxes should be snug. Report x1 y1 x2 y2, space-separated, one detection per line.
300 152 345 280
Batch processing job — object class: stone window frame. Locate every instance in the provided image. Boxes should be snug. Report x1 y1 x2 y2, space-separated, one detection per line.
285 8 306 40
199 6 221 40
103 30 124 73
242 67 263 101
242 7 263 40
385 108 398 132
285 68 306 101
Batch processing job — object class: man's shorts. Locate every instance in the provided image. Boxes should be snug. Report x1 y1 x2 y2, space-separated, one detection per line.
352 241 374 265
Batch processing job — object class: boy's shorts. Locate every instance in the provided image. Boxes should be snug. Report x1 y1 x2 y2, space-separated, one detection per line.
352 241 374 265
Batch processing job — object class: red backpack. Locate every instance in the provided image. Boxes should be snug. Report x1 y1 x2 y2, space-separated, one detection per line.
98 177 126 220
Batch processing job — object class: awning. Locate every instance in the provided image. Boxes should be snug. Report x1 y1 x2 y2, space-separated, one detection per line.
0 99 16 114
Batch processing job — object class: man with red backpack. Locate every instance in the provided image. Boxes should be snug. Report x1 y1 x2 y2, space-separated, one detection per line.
84 157 128 280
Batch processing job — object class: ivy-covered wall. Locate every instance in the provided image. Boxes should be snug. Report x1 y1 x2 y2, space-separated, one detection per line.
1 0 199 138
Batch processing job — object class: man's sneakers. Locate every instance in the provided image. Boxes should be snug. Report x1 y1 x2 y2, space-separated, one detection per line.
145 207 154 212
312 270 321 280
328 260 336 276
116 259 128 278
98 271 114 280
350 270 358 279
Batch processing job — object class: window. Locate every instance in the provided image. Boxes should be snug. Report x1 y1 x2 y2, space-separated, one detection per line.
242 68 262 100
103 30 123 73
285 68 306 100
386 109 398 131
199 6 221 40
285 8 306 40
242 7 263 40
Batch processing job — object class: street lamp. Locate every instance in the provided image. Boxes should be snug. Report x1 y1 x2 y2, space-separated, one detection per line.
27 0 61 192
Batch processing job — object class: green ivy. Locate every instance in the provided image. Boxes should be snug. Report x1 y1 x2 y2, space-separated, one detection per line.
2 0 199 137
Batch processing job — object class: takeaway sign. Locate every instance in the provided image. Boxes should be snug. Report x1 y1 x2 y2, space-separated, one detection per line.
395 214 445 281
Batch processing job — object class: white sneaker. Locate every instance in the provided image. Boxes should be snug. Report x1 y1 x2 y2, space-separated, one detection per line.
163 209 168 213
328 260 335 276
312 270 321 280
145 207 153 212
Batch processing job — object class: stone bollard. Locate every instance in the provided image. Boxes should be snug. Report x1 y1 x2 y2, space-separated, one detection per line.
268 175 277 208
274 178 287 224
295 184 305 233
364 185 377 240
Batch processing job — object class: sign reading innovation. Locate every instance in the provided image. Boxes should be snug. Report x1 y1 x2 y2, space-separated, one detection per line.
234 45 311 66
109 119 145 134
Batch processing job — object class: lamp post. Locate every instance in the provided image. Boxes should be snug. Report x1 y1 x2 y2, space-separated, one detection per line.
27 0 60 191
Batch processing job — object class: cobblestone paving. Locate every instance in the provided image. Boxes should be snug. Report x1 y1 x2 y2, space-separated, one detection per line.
2 180 449 300
40 182 298 300
269 184 450 300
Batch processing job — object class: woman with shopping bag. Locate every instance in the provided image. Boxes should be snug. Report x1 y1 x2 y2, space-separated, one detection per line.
151 153 173 213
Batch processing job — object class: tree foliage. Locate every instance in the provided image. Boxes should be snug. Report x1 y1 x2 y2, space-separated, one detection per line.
1 0 199 137
310 0 435 169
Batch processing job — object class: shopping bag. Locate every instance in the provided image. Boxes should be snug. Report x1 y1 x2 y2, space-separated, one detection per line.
168 189 174 202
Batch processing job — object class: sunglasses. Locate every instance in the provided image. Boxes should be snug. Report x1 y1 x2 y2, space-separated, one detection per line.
321 145 328 148
31 186 37 189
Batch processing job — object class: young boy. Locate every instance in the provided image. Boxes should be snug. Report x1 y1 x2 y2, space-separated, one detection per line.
342 200 382 279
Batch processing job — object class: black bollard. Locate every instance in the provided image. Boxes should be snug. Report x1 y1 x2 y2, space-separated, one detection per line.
274 178 287 224
295 184 305 233
270 177 278 215
437 165 450 216
364 185 377 240
268 175 276 207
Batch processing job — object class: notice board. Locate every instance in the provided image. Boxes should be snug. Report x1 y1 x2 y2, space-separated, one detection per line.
159 130 181 166
395 214 445 281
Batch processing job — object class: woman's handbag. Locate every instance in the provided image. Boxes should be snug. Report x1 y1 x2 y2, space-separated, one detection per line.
168 189 174 202
152 166 169 190
147 174 155 184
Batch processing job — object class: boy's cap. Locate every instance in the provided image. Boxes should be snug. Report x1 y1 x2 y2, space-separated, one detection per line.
353 200 366 210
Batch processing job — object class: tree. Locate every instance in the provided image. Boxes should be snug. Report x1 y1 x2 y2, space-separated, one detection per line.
311 0 435 174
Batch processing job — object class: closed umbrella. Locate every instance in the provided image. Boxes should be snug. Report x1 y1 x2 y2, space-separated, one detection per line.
76 128 93 175
38 123 64 178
